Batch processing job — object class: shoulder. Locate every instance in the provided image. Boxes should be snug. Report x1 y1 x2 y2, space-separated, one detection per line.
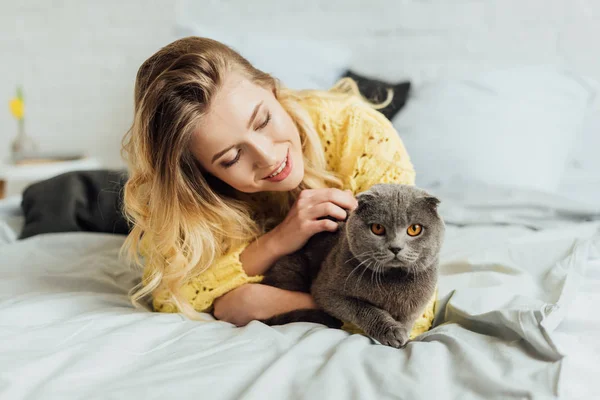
294 92 413 189
298 92 395 142
294 92 352 170
295 91 349 127
315 97 415 191
296 92 374 123
341 100 407 158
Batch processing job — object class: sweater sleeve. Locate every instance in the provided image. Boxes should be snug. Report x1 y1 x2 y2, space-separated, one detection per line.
146 241 264 314
338 102 416 194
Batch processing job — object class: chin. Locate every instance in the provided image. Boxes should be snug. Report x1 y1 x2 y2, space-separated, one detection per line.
273 175 303 192
386 261 404 269
273 164 304 192
287 155 304 186
385 259 411 270
288 170 305 189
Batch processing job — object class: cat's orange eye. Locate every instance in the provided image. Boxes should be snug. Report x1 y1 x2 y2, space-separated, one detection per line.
407 224 423 237
370 223 386 235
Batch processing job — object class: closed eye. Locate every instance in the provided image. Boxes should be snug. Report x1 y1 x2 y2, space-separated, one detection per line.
256 112 271 130
222 149 241 168
221 112 270 168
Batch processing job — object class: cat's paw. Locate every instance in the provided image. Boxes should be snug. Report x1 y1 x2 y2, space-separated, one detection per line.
372 322 409 349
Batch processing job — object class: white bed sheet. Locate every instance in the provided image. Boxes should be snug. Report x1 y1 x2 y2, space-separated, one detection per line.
0 196 23 245
1 185 599 399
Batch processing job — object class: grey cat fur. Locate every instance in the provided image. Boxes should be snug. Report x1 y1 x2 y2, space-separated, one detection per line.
261 183 445 348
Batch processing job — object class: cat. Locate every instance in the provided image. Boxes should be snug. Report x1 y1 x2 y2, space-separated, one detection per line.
260 183 445 348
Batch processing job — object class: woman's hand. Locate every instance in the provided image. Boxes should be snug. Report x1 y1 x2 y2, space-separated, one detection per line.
270 188 358 257
213 283 317 327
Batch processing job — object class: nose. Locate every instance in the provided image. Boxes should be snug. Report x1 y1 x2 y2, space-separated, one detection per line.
389 247 402 255
249 137 277 168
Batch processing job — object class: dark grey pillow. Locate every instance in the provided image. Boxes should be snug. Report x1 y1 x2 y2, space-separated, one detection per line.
341 70 411 120
19 169 130 239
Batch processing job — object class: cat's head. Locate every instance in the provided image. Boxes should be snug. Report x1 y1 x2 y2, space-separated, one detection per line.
345 183 445 273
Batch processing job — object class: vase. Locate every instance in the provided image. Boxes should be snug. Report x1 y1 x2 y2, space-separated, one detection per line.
10 119 38 164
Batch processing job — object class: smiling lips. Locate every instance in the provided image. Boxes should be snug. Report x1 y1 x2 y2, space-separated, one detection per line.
263 152 289 179
263 149 294 183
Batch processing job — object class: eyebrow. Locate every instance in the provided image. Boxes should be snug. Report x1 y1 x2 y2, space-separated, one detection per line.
211 101 263 164
247 101 263 130
211 144 235 164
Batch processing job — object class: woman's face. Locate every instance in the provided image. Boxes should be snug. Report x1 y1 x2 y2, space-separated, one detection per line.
190 71 304 193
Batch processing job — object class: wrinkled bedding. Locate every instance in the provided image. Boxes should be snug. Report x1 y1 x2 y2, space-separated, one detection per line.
0 183 599 399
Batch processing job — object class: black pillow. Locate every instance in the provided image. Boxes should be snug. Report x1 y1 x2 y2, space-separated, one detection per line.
20 169 130 239
341 70 411 120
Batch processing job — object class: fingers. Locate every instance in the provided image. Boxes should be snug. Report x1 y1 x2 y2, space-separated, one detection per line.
311 218 339 234
299 188 358 211
305 201 348 221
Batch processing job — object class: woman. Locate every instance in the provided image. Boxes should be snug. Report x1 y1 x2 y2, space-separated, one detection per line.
121 36 428 332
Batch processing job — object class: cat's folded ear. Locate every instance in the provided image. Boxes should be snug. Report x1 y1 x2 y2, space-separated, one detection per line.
423 195 441 210
355 190 376 209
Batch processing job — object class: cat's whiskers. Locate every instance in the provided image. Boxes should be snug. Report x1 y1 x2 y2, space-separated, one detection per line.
400 252 420 264
370 260 384 292
374 261 385 295
406 260 415 275
344 250 377 264
371 253 391 265
344 257 373 292
370 263 376 287
354 261 371 290
409 260 426 278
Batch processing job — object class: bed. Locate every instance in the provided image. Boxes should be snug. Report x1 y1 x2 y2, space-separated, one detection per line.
1 173 599 399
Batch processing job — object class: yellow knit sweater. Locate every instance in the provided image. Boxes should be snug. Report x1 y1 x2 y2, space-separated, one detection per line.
147 93 436 339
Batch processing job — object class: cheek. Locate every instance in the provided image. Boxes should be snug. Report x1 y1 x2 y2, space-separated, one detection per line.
358 230 382 250
234 165 259 186
406 237 425 251
209 161 257 191
270 108 297 139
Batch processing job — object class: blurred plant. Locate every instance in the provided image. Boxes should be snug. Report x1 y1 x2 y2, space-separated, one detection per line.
9 86 25 131
8 86 37 162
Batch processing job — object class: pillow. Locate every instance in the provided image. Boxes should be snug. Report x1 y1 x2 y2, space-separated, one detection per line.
20 170 130 239
175 23 352 90
341 70 411 120
557 92 600 206
392 66 597 193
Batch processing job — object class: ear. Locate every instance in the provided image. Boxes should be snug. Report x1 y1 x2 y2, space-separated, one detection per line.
355 190 376 209
423 195 441 210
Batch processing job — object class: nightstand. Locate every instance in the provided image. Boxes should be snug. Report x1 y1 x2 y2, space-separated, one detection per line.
0 157 103 199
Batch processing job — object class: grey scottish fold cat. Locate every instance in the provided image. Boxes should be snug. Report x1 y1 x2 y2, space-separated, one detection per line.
260 183 445 348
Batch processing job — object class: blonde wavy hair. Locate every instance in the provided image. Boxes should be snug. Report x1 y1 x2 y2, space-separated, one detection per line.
121 36 393 319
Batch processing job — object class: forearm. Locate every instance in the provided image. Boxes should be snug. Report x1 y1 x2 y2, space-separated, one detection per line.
213 283 318 326
239 228 284 276
264 286 318 318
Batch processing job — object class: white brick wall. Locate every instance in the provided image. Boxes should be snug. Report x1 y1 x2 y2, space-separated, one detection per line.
180 0 600 84
0 1 177 168
2 0 598 169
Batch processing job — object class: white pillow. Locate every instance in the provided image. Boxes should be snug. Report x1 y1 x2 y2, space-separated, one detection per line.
174 23 351 90
557 92 600 206
392 66 596 193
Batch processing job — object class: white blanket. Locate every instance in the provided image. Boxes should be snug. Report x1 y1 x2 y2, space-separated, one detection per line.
1 184 599 399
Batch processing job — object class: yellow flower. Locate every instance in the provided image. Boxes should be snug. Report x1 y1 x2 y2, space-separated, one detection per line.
9 98 25 120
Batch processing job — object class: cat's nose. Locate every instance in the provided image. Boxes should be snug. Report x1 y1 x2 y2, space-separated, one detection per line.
389 247 402 255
